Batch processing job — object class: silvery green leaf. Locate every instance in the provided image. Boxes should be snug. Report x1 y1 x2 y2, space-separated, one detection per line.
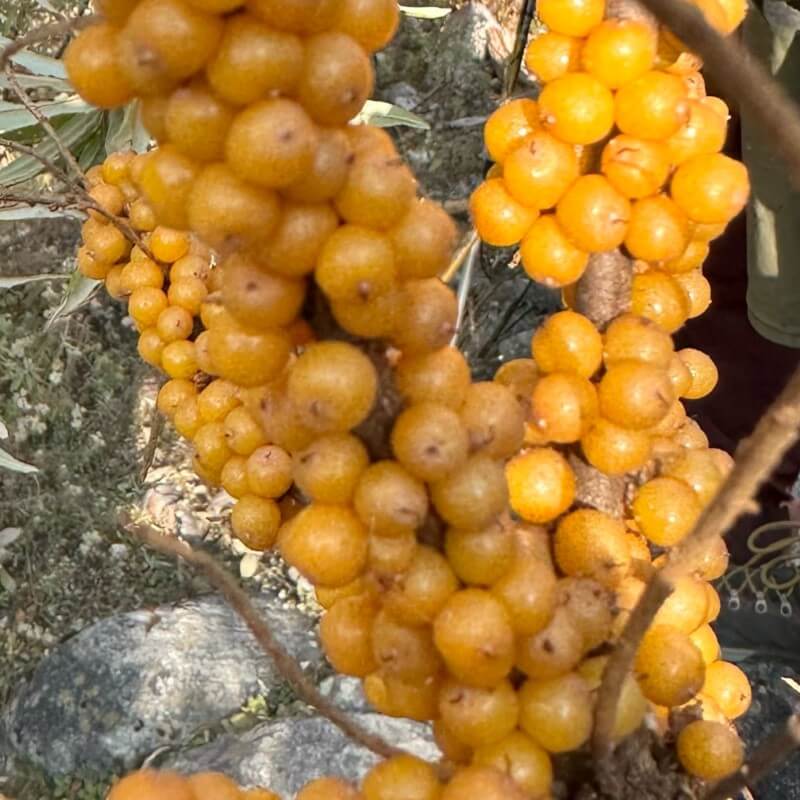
0 447 38 474
0 72 73 92
46 271 101 329
33 0 62 13
0 96 94 135
0 206 82 220
0 36 67 77
0 109 103 185
399 5 452 18
0 527 22 547
353 100 430 130
0 272 70 288
105 101 150 154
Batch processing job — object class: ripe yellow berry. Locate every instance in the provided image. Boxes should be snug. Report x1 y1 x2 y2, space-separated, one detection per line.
702 660 752 720
537 0 605 37
520 215 589 288
677 720 744 781
231 495 281 550
539 73 615 145
484 99 540 164
532 310 603 378
581 418 652 475
671 152 750 224
470 178 539 247
525 32 582 83
679 348 719 399
632 476 702 547
635 624 705 707
506 447 576 524
631 269 691 334
615 70 690 140
598 361 674 430
581 20 657 89
556 174 631 252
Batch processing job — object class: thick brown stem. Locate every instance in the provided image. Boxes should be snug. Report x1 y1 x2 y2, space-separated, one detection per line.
594 365 800 759
569 453 626 517
575 250 633 331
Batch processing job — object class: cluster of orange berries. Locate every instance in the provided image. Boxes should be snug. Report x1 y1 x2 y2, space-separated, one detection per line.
108 758 537 800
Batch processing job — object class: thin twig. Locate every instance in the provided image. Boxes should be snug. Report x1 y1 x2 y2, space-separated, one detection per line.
127 521 425 769
442 229 479 283
594 365 800 759
706 714 800 800
0 14 98 71
0 137 74 186
139 406 164 482
634 0 800 188
502 0 536 99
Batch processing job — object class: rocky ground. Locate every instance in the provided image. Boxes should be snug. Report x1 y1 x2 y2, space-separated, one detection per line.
1 2 799 799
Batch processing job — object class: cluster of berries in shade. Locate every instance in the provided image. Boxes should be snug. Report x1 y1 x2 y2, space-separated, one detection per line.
64 0 754 794
108 759 537 800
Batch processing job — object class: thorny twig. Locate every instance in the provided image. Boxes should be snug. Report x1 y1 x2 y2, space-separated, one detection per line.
0 13 99 71
502 0 536 99
0 137 74 186
126 521 431 770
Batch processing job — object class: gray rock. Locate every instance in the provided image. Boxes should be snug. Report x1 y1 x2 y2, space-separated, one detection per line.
165 714 440 796
0 593 323 777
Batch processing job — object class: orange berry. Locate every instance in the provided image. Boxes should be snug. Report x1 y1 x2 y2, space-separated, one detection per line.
164 82 234 163
506 447 576 524
702 660 752 720
470 178 538 247
491 556 557 637
581 418 652 476
530 372 598 444
663 448 724 505
582 19 657 89
128 287 169 328
631 269 691 333
333 0 399 52
438 678 519 748
484 98 540 164
361 755 441 800
604 312 674 369
632 476 702 547
150 226 190 263
138 145 199 229
441 766 528 800
520 215 589 288
161 340 198 379
537 0 605 37
389 198 458 281
157 378 196 417
245 0 338 34
689 624 721 665
625 195 690 262
671 152 750 224
503 130 579 210
679 348 719 399
394 346 471 409
524 32 582 83
108 770 194 800
666 99 728 166
598 361 674 430
677 720 744 782
295 777 362 800
615 70 690 140
472 731 553 799
532 309 603 378
539 73 615 145
635 624 706 707
556 174 631 252
207 324 291 387
601 135 671 199
321 594 378 678
231 495 281 550
65 23 133 108
662 240 710 275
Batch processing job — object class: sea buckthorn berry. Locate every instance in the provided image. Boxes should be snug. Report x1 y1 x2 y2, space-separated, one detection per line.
615 71 690 140
632 476 702 547
206 14 304 105
372 608 442 682
689 624 721 665
78 247 111 280
677 720 744 782
65 23 133 108
320 594 378 677
293 434 369 504
537 0 605 37
299 32 374 126
117 0 223 93
470 178 539 247
105 266 125 300
445 520 515 587
82 219 130 265
506 447 576 524
625 195 690 262
157 378 196 417
666 99 728 166
441 766 528 800
245 0 338 34
225 98 317 189
604 313 674 369
472 732 553 799
554 509 631 588
484 98 540 164
654 575 710 633
434 589 515 688
702 660 752 719
518 672 593 753
161 340 198 379
581 419 652 475
164 83 234 163
503 130 579 210
258 202 339 279
364 671 440 722
631 269 691 333
288 341 378 433
389 199 458 281
152 225 191 263
332 291 400 339
362 755 440 800
520 214 589 288
532 310 603 378
516 607 584 679
108 770 194 800
556 174 631 252
129 200 157 232
194 421 234 473
601 135 670 199
635 624 705 707
671 153 750 224
431 454 509 530
334 0 400 53
207 324 291 386
368 531 416 577
438 678 519 749
433 720 473 765
156 305 193 342
530 371 598 444
459 381 525 459
679 348 719 399
391 279 458 354
353 460 428 537
199 383 242 423
138 146 199 229
336 151 417 230
168 278 208 316
129 287 169 328
394 346 471 409
284 127 352 204
295 776 362 800
663 449 724 505
663 240 711 275
88 183 125 221
391 402 469 483
316 224 397 304
539 73 615 145
138 329 165 368
525 32 582 83
599 361 674 430
279 504 368 587
139 97 168 143
246 445 293 498
231 495 281 550
220 456 250 498
494 358 539 410
582 19 657 89
491 556 557 637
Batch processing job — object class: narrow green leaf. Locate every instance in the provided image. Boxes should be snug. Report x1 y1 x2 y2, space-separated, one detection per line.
0 73 73 92
353 100 430 130
0 96 95 135
105 102 150 154
0 36 67 78
0 109 104 185
0 273 70 288
399 5 452 18
0 447 38 475
0 206 82 220
46 271 101 329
